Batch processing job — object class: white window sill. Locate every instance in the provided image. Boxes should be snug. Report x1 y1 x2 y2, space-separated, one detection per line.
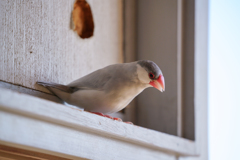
0 88 197 159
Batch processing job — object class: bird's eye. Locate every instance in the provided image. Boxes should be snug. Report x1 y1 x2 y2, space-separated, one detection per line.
149 73 155 79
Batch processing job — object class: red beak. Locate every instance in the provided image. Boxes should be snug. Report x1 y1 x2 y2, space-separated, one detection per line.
149 75 165 92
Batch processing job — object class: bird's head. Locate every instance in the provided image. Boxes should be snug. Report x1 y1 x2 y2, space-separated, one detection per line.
136 60 165 92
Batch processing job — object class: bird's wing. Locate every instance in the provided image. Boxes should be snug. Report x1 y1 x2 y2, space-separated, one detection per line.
37 67 113 95
37 81 78 93
38 63 137 94
69 63 138 92
67 68 112 91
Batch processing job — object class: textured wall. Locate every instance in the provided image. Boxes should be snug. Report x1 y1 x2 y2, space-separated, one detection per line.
0 0 123 93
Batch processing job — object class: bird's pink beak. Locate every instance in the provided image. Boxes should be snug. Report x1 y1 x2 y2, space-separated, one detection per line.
149 75 165 92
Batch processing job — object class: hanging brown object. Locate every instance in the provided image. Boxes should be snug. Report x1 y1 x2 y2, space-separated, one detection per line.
72 0 94 38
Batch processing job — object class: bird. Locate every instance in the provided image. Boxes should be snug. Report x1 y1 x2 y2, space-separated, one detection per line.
37 60 165 121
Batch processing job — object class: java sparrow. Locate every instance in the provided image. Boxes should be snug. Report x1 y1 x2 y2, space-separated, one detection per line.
37 60 165 115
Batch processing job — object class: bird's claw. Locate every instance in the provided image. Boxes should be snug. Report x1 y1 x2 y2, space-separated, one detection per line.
90 112 133 124
103 114 113 119
113 117 123 122
91 112 104 116
124 121 133 125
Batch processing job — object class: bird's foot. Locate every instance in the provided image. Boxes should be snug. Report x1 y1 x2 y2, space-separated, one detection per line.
90 112 133 124
90 112 122 121
124 121 133 125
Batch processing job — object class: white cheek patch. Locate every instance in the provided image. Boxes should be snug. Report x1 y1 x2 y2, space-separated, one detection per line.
136 64 151 84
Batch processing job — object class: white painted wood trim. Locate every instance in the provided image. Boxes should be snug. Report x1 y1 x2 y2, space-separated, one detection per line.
180 0 209 159
0 88 197 158
193 0 209 158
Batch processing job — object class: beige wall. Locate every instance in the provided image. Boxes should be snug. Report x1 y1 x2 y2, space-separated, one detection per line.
0 0 123 93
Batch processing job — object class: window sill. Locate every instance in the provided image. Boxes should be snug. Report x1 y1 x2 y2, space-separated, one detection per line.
0 88 197 159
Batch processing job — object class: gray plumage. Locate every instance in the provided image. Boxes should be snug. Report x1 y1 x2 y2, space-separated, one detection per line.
37 60 164 114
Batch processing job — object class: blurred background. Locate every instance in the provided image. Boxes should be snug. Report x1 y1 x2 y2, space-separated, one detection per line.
209 0 240 159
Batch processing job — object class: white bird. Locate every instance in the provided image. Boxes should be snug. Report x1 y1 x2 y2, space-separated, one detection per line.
37 60 165 117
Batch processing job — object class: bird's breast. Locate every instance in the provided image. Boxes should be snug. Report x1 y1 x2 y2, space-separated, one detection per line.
106 84 146 113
